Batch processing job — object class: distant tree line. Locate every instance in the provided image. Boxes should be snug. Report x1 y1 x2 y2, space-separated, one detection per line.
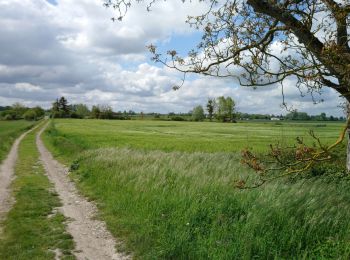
51 97 132 120
0 103 45 121
1 97 344 122
284 111 344 121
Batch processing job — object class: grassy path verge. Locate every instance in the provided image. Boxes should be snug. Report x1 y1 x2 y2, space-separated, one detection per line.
0 121 34 163
0 123 75 259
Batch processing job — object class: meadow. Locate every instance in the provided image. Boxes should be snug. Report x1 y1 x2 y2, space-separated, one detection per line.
0 121 34 163
44 119 350 259
43 119 343 154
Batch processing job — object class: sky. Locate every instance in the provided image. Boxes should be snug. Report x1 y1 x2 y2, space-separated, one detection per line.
0 0 345 116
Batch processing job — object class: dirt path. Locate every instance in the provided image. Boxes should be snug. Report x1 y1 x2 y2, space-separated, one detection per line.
0 126 36 225
36 123 129 260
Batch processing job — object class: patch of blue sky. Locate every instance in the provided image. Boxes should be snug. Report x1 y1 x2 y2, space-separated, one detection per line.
145 31 203 65
157 31 203 56
46 0 58 6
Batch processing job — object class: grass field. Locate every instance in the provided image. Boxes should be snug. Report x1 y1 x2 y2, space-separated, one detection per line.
0 123 74 259
43 119 343 155
0 121 35 163
44 119 350 259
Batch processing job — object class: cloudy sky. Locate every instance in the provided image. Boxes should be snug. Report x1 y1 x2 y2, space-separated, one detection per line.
0 0 344 116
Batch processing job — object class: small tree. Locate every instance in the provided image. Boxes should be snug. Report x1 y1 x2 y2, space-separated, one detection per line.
192 105 205 121
11 102 26 119
91 105 101 119
100 105 114 119
33 106 45 118
58 96 69 117
73 104 90 118
51 99 60 118
23 109 37 121
216 96 236 122
206 98 216 121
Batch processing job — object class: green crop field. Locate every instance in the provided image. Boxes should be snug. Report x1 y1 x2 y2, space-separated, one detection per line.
44 119 350 259
44 119 344 154
0 121 34 163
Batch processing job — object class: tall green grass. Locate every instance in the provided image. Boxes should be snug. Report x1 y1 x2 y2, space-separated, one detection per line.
0 120 34 163
66 148 350 259
44 119 350 259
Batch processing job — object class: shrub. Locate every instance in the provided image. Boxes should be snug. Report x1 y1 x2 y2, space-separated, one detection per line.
171 116 186 121
23 110 37 121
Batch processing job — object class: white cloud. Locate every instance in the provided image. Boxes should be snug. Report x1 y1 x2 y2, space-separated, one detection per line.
0 0 344 116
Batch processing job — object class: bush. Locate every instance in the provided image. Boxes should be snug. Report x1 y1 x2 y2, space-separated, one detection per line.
171 116 186 121
23 110 37 121
1 111 16 120
70 112 82 119
3 114 14 120
192 105 205 121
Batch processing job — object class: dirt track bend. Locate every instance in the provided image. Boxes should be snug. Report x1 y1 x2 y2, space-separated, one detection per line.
0 125 38 226
37 123 129 260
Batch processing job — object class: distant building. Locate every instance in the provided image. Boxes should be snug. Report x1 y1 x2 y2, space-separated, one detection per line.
271 117 280 121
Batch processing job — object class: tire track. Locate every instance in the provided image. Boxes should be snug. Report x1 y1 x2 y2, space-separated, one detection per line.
37 123 129 260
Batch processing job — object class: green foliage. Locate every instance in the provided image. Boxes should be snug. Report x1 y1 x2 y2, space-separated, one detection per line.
0 121 34 163
2 111 16 120
285 111 340 121
170 116 186 121
23 107 44 121
99 105 113 119
23 110 37 121
90 105 113 119
285 111 311 121
91 105 100 119
216 96 236 122
1 104 45 121
11 103 27 119
206 98 216 121
0 125 74 259
59 97 69 115
72 104 90 118
192 105 205 121
51 97 71 118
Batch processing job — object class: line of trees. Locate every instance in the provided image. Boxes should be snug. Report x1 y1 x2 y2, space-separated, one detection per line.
1 97 344 122
51 97 129 120
284 111 343 121
0 103 45 121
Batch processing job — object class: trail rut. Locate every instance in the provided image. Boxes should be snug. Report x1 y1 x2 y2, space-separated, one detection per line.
37 123 129 260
